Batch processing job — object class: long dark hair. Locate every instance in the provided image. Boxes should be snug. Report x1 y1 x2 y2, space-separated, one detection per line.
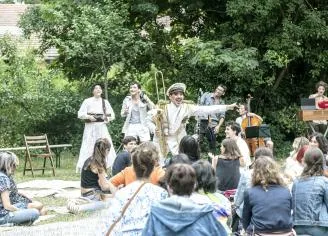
179 135 200 162
192 160 217 193
84 138 110 173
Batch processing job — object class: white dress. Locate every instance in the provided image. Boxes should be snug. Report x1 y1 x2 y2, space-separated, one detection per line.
76 97 116 172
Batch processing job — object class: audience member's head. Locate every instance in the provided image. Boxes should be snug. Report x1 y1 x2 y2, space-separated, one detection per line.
225 121 241 138
0 151 19 176
264 138 274 150
220 138 241 159
254 146 274 160
192 160 217 193
85 138 110 173
309 133 328 154
132 142 158 179
122 136 138 153
179 135 200 162
295 145 310 164
166 153 191 168
301 147 324 178
252 156 285 190
292 137 309 152
165 164 196 196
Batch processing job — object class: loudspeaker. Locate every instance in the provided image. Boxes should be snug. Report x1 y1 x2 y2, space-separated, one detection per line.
245 124 271 139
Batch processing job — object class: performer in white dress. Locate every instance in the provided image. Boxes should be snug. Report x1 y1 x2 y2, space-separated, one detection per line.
150 83 238 161
76 85 116 172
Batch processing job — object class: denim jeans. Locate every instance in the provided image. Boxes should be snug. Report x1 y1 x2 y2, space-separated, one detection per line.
295 225 328 236
0 208 39 225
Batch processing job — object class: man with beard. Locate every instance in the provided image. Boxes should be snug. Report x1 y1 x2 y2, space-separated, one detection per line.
199 84 227 153
150 83 238 161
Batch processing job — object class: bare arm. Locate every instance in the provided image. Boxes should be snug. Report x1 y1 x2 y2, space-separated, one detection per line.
1 191 18 212
98 172 117 194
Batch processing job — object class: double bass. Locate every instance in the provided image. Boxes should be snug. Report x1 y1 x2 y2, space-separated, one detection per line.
241 95 265 156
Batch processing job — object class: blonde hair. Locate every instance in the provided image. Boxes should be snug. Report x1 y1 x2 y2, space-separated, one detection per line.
252 156 285 190
0 151 19 175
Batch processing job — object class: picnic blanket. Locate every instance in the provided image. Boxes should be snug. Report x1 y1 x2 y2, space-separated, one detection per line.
17 180 80 199
0 211 105 236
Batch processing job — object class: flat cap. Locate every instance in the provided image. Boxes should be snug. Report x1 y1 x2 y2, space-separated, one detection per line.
166 83 186 96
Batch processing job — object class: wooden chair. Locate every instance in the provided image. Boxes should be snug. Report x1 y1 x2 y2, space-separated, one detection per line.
23 134 56 177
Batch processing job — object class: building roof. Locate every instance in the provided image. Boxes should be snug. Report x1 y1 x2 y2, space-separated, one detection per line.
0 3 58 60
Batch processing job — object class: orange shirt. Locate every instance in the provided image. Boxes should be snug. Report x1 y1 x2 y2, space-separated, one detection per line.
110 166 165 187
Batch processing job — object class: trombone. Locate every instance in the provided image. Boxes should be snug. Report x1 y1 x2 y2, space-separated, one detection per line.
154 71 166 103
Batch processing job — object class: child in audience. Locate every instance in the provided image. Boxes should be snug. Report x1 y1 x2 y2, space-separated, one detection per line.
292 147 328 235
242 156 293 235
142 164 227 236
0 151 44 225
211 138 242 191
111 136 137 176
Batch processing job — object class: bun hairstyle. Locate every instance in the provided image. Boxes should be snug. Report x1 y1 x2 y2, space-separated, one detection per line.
165 163 196 196
132 142 158 179
85 138 110 173
301 147 324 178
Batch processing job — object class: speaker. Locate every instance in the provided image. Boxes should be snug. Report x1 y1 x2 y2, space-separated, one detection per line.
245 124 271 139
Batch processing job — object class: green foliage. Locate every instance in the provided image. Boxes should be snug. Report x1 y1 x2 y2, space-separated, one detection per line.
0 36 83 150
19 0 151 80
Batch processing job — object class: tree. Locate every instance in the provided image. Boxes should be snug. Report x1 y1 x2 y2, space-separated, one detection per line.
20 0 151 98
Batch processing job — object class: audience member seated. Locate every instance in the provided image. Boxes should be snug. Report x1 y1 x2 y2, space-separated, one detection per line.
110 146 165 187
0 151 44 226
292 147 328 235
101 142 168 235
190 160 231 234
111 136 138 176
178 135 200 163
233 147 273 234
210 138 241 191
68 138 117 214
284 137 309 171
309 132 328 177
284 145 309 182
80 138 117 200
142 164 228 236
242 156 293 235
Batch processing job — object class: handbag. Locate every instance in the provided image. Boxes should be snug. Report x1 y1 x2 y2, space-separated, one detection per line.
106 182 147 236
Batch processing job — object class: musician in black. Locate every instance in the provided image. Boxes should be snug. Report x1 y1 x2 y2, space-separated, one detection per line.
199 85 227 153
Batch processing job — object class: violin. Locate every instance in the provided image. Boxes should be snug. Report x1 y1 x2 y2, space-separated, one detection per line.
241 95 265 156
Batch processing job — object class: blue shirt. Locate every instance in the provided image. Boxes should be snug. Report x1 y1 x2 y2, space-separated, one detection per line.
199 92 225 127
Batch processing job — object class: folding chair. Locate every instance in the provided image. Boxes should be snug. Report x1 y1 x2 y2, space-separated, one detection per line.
23 134 56 177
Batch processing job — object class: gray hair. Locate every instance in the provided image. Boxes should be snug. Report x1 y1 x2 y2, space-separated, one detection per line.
0 151 18 175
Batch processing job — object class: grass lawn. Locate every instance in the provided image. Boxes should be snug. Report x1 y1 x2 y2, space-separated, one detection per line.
11 151 90 226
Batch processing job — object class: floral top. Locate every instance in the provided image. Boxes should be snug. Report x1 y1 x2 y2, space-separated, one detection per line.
101 181 168 235
0 171 31 217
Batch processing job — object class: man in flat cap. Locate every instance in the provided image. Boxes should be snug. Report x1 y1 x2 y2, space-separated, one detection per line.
150 82 237 161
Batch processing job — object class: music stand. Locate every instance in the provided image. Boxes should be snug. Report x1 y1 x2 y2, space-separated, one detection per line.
245 124 271 139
